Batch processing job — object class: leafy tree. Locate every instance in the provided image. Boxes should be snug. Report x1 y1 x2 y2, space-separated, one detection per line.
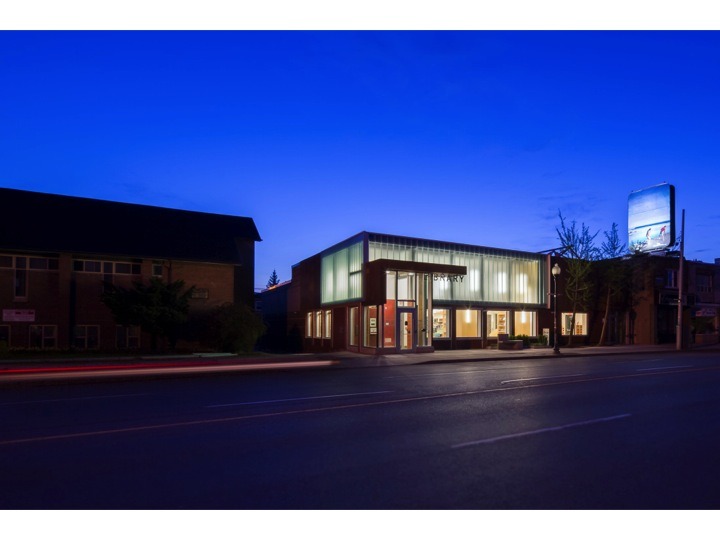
102 278 195 350
596 223 629 345
197 302 266 353
266 269 280 289
556 212 599 346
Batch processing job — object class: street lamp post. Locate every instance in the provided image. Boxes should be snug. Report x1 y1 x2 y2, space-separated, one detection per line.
552 263 561 354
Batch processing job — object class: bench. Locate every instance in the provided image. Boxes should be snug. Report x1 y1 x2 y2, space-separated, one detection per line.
497 333 524 350
498 340 524 350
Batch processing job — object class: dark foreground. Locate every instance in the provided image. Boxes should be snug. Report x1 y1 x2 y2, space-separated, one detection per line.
2 350 720 509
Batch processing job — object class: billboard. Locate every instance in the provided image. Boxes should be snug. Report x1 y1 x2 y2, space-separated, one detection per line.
628 183 675 253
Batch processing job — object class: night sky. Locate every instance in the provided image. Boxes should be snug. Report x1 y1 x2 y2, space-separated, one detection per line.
2 28 719 289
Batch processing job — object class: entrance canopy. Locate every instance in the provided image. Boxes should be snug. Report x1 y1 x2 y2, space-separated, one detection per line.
364 258 467 305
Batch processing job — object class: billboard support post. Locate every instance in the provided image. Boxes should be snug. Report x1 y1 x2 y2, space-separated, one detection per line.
676 208 686 351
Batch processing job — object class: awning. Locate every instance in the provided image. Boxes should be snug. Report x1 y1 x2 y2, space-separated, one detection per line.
364 258 467 305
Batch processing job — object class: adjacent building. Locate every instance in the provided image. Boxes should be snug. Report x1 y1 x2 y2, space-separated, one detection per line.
629 254 720 346
0 188 261 351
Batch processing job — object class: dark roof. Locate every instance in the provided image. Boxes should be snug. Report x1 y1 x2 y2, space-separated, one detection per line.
0 188 261 263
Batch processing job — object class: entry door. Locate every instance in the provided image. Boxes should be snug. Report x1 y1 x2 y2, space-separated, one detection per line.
398 308 416 351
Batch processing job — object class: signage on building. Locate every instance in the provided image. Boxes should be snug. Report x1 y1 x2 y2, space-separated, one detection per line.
2 309 36 322
433 273 465 283
628 183 676 253
695 308 717 317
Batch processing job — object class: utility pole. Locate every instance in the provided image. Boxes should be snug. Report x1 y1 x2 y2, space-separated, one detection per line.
676 209 686 351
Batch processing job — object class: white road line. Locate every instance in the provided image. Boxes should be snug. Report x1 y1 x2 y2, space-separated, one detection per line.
0 393 150 406
206 390 394 407
452 414 632 449
383 370 490 379
501 374 587 384
636 365 693 372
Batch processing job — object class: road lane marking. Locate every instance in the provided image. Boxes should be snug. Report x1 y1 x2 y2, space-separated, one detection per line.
636 365 693 372
452 414 632 448
2 365 718 447
383 370 491 379
501 374 587 384
206 390 394 407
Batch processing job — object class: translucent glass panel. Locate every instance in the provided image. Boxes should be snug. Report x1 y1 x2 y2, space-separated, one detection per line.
369 242 452 265
369 239 544 305
321 241 363 304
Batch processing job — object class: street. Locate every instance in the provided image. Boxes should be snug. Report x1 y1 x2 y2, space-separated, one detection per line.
2 350 720 509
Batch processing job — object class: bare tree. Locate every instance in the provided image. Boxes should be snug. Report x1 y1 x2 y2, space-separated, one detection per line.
596 223 628 345
556 212 599 346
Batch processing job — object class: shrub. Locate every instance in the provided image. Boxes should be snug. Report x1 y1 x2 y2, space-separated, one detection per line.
190 303 266 354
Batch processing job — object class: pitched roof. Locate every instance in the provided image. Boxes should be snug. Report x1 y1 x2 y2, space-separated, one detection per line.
0 188 261 264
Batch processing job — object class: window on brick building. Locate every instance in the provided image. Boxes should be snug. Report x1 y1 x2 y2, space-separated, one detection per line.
74 325 100 349
116 326 140 349
697 274 713 294
29 325 57 349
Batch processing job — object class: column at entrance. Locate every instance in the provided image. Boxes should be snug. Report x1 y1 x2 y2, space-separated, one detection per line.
386 270 433 353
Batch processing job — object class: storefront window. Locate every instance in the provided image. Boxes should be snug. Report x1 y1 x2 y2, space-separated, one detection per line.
386 272 396 299
432 309 449 338
364 306 380 348
397 272 416 301
514 311 537 336
383 303 396 347
418 274 430 347
487 310 508 337
562 313 588 336
456 309 481 338
306 312 312 338
315 311 322 338
324 310 332 339
349 307 358 346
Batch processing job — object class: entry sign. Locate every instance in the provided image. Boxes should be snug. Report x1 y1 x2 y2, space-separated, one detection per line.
2 309 36 322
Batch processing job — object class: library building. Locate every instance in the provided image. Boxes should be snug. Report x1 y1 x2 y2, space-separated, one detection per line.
264 232 556 354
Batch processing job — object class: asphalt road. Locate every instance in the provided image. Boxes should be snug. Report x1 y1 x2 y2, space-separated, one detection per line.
2 350 720 509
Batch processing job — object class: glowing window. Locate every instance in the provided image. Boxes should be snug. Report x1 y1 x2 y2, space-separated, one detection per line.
432 309 450 338
561 313 588 336
456 309 481 338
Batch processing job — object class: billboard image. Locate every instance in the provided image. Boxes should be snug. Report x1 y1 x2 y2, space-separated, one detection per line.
628 183 675 253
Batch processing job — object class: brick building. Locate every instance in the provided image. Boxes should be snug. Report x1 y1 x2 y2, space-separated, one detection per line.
0 188 261 351
627 254 720 346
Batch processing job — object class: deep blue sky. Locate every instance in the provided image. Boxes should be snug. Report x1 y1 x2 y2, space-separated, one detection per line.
2 31 719 289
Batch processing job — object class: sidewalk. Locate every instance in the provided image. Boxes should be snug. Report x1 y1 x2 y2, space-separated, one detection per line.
2 342 717 382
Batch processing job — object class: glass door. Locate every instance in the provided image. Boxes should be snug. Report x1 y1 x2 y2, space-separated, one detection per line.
398 308 416 351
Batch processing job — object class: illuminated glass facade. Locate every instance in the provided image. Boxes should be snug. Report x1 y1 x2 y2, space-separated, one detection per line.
368 234 545 305
320 239 363 304
310 232 549 354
